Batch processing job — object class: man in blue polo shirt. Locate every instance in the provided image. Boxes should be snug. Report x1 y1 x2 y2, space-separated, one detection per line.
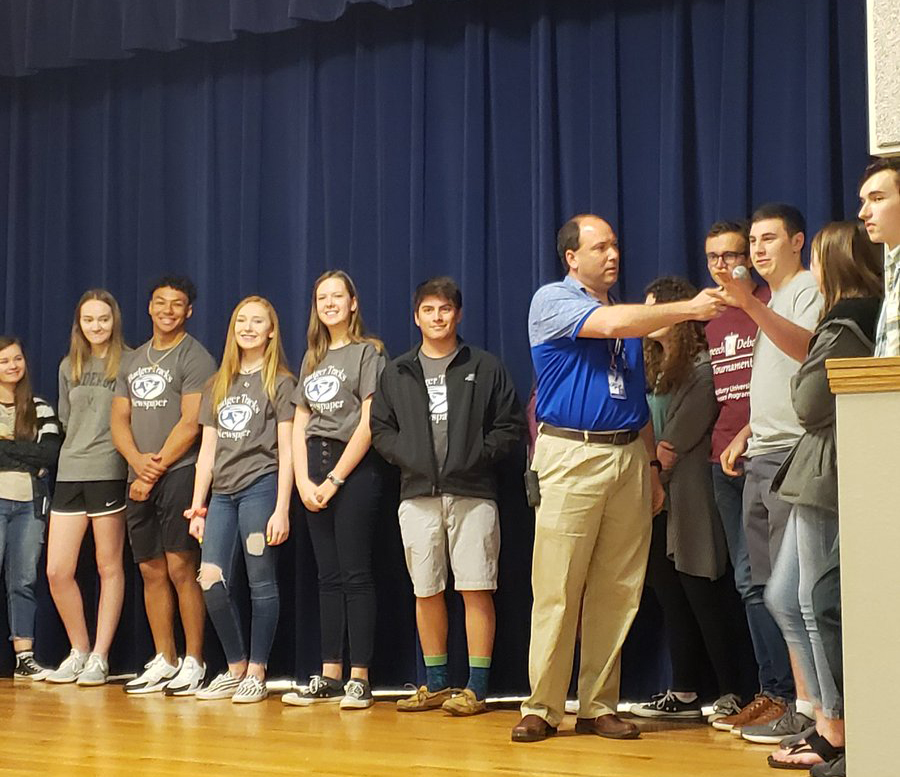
512 214 724 743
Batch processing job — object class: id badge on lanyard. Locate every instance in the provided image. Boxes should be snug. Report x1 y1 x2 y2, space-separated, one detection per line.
607 338 627 400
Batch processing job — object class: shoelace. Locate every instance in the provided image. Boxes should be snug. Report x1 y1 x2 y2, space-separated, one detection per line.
654 691 679 708
307 675 327 695
19 655 41 672
345 680 364 698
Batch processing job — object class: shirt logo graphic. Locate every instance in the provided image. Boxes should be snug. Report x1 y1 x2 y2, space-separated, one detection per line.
428 385 448 416
218 404 253 432
131 374 167 400
305 375 341 404
723 333 740 357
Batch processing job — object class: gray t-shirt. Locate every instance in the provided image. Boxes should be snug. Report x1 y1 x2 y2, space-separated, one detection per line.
746 271 824 458
115 334 217 480
57 355 128 482
294 342 385 443
200 371 296 495
419 349 458 472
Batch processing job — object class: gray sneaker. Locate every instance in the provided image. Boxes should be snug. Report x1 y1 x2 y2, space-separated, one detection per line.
340 678 374 710
707 693 742 724
741 706 814 744
45 649 88 684
76 653 109 686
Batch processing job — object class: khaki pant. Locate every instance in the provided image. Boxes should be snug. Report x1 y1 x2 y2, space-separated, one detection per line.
521 431 652 726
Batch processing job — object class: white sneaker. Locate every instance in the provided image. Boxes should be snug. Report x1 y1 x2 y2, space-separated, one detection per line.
45 649 88 684
232 675 268 704
76 653 109 686
196 672 242 701
164 656 206 697
124 654 181 694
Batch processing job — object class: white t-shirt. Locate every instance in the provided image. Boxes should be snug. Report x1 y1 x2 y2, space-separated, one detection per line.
746 270 823 458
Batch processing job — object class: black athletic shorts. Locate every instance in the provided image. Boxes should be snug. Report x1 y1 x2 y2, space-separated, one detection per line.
51 480 127 517
125 466 198 563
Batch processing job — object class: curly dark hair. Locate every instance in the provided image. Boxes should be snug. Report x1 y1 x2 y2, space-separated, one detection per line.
643 276 708 395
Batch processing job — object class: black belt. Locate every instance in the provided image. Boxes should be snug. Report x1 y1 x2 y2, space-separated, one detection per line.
540 424 639 446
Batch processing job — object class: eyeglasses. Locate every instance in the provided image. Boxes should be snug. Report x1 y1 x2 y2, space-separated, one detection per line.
706 251 746 265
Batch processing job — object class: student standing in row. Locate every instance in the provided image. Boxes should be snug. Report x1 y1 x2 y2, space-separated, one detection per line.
371 276 525 716
631 276 750 719
0 336 61 678
111 276 216 695
185 296 295 703
761 222 881 769
44 291 129 685
282 271 386 710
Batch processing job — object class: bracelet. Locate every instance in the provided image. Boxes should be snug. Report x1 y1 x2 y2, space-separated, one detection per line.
326 471 345 487
649 459 663 472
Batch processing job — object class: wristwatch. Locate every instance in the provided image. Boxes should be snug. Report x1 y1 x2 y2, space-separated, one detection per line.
326 471 345 487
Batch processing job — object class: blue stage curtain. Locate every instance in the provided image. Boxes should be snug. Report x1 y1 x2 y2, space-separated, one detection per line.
0 0 869 696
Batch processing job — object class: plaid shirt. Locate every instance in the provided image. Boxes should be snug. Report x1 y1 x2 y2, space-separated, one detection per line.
875 243 900 357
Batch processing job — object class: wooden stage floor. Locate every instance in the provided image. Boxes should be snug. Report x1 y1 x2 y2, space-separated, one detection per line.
2 681 774 776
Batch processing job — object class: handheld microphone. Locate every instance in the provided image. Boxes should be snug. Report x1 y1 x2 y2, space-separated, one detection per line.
731 265 750 281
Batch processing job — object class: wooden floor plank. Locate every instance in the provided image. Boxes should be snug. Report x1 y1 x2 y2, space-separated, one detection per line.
2 682 774 776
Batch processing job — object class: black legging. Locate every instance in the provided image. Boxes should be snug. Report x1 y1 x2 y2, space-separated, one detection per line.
305 437 381 669
645 511 755 699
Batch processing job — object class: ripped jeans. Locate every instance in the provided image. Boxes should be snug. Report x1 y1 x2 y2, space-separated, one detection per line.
199 473 279 666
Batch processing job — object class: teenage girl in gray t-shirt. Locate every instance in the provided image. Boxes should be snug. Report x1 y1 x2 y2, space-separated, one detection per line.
281 270 386 710
184 295 296 704
45 290 129 686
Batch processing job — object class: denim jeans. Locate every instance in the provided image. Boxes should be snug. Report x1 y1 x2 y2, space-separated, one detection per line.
0 497 45 641
765 505 841 718
200 473 279 666
712 464 795 700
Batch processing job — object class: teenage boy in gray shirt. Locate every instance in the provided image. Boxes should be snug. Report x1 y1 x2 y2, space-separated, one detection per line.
712 204 823 734
111 276 216 696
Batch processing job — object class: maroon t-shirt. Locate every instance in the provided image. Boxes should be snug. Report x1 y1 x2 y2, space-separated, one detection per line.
705 285 771 462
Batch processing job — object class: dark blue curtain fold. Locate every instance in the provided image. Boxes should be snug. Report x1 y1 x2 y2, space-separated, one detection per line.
0 0 869 695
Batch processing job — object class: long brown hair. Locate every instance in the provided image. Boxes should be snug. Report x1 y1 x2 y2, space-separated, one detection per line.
68 289 127 383
812 222 883 318
0 336 37 440
302 270 384 376
210 296 293 412
643 277 708 395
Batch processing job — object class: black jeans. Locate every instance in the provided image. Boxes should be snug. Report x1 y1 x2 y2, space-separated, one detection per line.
645 511 755 700
305 437 381 669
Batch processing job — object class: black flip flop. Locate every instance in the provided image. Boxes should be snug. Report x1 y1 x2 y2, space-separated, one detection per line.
767 731 844 771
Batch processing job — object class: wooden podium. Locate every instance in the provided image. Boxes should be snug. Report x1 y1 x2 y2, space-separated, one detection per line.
827 357 900 777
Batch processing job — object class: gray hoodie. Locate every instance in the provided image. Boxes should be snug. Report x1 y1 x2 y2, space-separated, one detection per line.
774 297 881 513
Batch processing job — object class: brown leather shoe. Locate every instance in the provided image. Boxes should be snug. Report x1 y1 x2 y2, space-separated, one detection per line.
511 714 558 742
575 714 641 740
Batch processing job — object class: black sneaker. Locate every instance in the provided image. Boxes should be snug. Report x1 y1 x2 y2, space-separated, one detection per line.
281 675 344 706
14 652 50 681
629 690 703 719
340 678 374 709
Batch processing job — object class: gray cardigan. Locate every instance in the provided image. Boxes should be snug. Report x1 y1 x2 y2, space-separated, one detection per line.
774 298 881 513
657 351 728 581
